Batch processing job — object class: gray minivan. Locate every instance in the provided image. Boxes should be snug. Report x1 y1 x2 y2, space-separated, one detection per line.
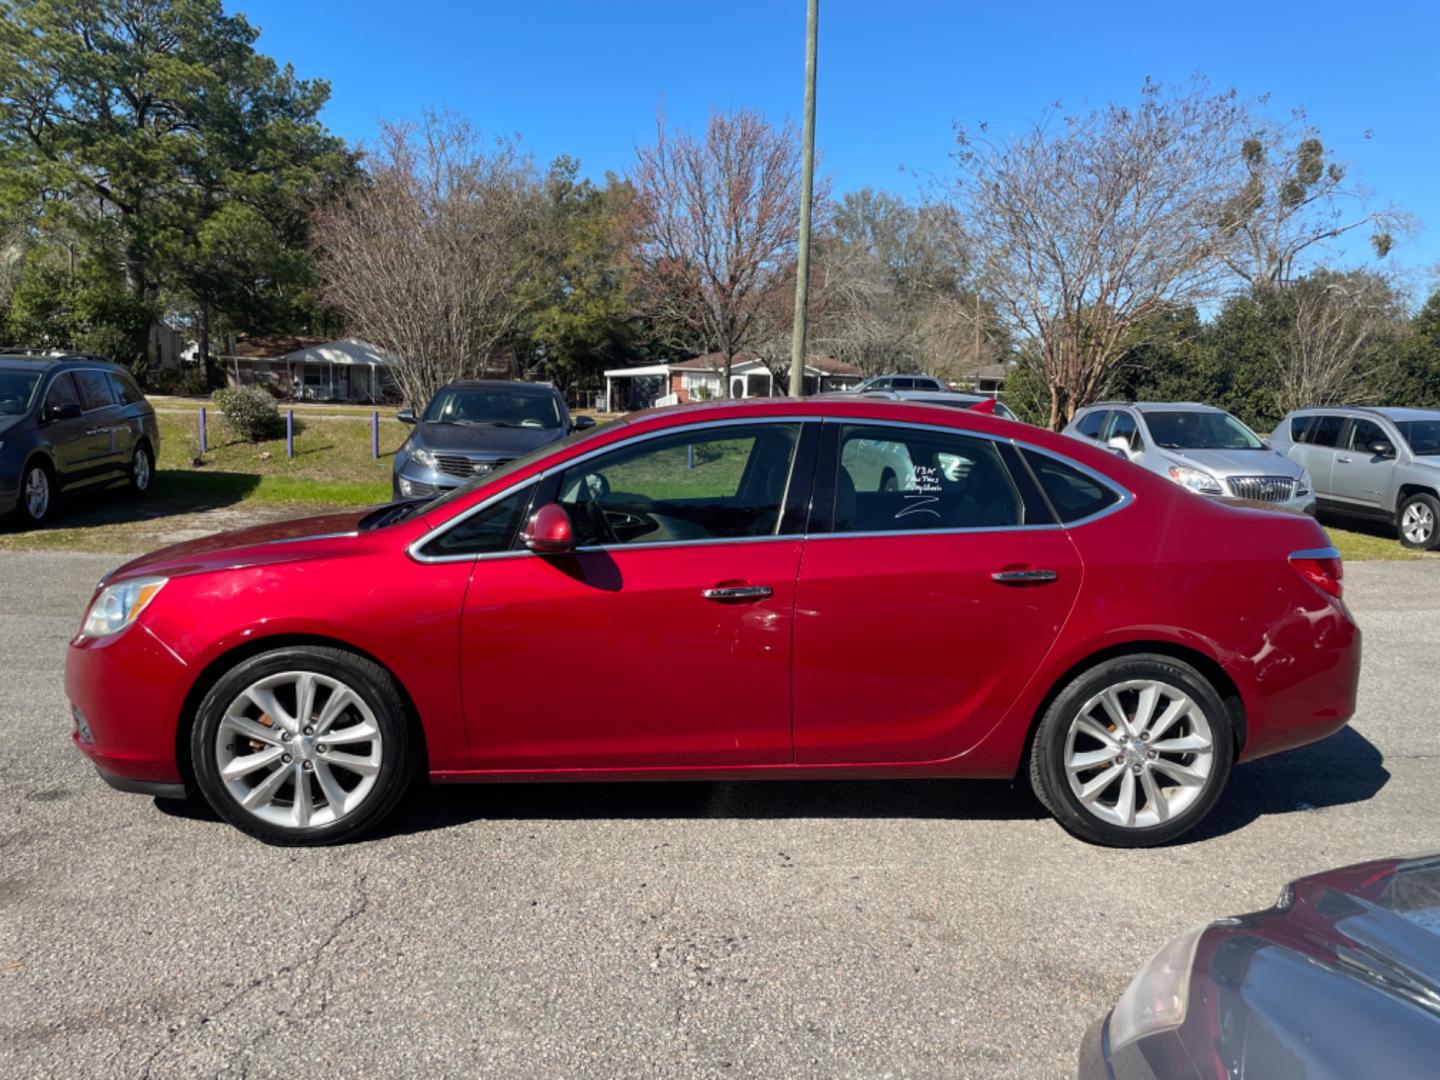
1270 406 1440 550
0 352 161 527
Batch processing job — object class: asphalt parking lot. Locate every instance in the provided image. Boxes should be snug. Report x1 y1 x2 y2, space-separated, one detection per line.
2 552 1437 1078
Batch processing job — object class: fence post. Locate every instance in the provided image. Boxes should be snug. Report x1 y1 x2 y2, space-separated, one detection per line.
198 406 207 454
286 409 294 459
372 410 379 460
687 443 694 470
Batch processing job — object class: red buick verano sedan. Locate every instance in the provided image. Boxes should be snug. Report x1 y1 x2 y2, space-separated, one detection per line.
66 397 1360 846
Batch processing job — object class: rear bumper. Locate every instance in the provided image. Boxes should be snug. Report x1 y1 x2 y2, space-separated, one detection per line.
66 623 190 788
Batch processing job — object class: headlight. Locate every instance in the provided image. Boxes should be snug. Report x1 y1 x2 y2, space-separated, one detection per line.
1297 470 1312 496
1108 926 1206 1051
407 443 438 470
1166 463 1224 496
81 576 167 638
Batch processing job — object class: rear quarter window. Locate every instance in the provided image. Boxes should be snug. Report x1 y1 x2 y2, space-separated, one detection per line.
1022 450 1122 523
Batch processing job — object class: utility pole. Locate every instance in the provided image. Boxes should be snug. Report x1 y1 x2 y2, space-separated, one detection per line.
788 0 819 397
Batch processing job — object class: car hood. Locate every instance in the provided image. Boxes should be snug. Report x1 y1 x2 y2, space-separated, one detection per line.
1161 446 1303 478
413 421 565 456
103 508 376 584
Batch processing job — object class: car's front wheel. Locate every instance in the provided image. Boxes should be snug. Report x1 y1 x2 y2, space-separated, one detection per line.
1398 492 1440 551
1028 655 1234 847
191 646 417 845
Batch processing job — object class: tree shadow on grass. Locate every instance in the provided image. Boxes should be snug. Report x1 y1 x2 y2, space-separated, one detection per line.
157 727 1388 846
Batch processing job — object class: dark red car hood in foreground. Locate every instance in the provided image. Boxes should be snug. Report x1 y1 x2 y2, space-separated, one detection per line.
1088 854 1440 1079
104 508 378 583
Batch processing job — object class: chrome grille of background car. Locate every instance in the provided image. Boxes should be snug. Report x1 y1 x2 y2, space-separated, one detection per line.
1227 475 1296 503
435 455 510 480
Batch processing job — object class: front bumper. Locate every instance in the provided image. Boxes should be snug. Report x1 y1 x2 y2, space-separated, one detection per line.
67 623 191 789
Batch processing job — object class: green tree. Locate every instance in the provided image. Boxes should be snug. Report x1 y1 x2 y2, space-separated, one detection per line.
0 0 352 376
1387 291 1440 409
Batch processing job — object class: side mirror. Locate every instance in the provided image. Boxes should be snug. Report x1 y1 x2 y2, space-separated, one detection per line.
1106 435 1132 457
44 401 82 422
520 503 576 554
1369 440 1395 458
397 408 417 425
572 415 597 431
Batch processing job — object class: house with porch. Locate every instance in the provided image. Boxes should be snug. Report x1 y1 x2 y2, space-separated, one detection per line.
602 353 862 411
221 336 401 403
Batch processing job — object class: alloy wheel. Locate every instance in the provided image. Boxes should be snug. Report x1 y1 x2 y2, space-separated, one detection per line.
133 447 151 491
214 671 383 830
24 466 49 520
1063 679 1215 829
1402 502 1435 546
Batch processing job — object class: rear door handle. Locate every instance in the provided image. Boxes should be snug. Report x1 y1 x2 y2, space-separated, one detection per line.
991 569 1058 585
701 585 774 601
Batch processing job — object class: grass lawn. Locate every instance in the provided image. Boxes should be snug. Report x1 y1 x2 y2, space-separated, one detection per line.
1324 520 1434 562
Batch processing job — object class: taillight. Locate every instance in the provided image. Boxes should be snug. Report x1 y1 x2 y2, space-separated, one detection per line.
1289 547 1343 599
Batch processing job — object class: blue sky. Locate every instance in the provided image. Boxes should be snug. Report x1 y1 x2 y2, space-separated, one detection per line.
241 0 1439 293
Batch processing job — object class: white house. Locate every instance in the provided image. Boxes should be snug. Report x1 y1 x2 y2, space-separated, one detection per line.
602 352 862 411
221 336 400 403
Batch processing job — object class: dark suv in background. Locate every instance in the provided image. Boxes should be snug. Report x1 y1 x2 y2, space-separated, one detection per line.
392 379 594 500
0 352 160 527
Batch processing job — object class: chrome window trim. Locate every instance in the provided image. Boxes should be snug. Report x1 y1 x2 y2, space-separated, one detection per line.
407 415 817 564
1015 440 1135 528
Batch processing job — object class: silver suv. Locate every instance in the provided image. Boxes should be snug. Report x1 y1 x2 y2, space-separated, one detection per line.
1063 402 1315 514
1270 406 1440 550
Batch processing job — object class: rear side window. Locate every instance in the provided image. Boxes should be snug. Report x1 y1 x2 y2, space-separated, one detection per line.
108 372 144 406
1308 414 1346 448
420 485 534 558
75 370 115 410
1022 450 1122 524
1074 410 1108 440
835 425 1023 532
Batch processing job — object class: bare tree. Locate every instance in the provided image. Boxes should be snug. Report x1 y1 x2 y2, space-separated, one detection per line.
950 79 1248 428
628 109 816 397
312 113 545 407
1279 270 1404 413
1219 120 1412 289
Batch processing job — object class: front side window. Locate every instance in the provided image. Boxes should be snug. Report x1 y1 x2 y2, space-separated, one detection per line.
834 425 1022 532
424 386 563 430
0 369 42 416
1105 411 1142 451
1348 419 1388 454
44 373 80 412
556 423 800 546
1022 450 1122 523
420 484 534 558
1144 410 1263 451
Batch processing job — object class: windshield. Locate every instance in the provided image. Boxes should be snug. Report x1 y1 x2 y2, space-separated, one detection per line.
1396 420 1440 457
0 369 42 416
423 386 563 429
1144 410 1263 450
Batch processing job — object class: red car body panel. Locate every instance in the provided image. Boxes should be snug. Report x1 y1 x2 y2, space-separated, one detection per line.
65 398 1360 796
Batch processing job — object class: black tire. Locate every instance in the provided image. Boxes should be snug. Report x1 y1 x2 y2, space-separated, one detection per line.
1397 492 1440 552
190 646 418 846
128 440 154 496
1028 654 1234 847
15 457 55 527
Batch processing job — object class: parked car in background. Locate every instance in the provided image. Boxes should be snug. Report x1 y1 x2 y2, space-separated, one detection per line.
392 379 594 500
1063 401 1315 514
1271 406 1440 551
857 387 1021 422
0 352 159 527
853 373 950 392
68 396 1358 846
1080 853 1440 1079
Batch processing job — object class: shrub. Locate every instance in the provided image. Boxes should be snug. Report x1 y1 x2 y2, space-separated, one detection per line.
212 386 285 442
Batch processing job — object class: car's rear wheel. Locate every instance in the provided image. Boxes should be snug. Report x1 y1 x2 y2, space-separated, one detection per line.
191 646 417 845
1398 492 1440 551
128 442 153 496
1028 655 1234 847
18 459 54 527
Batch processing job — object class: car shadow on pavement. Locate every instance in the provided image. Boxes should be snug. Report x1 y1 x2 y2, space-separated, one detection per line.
154 726 1387 844
0 471 261 534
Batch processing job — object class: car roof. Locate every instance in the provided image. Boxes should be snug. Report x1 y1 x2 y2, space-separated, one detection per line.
1084 401 1221 413
0 351 122 372
1286 404 1440 422
442 378 558 393
858 389 981 402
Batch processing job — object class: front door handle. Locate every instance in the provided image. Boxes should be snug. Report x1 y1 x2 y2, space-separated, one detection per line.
1336 455 1352 464
991 569 1058 585
701 585 773 601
